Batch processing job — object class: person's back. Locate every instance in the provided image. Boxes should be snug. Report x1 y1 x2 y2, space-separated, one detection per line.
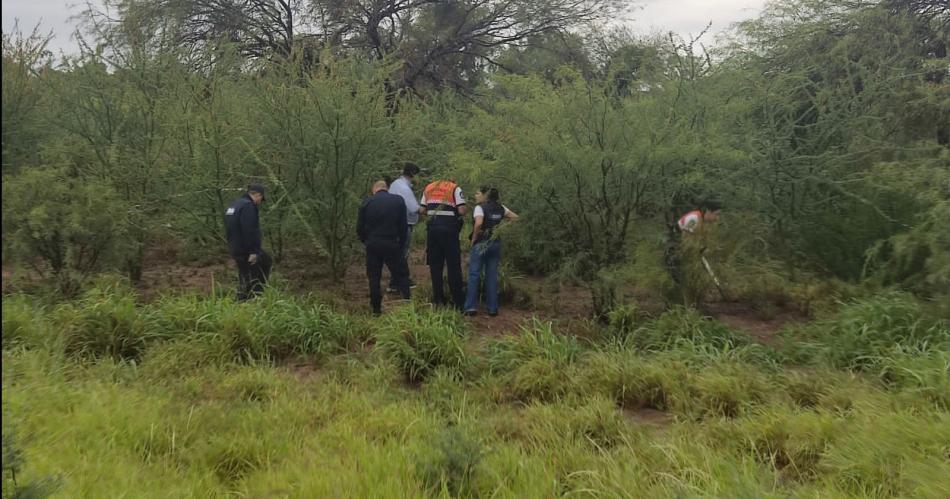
420 179 467 309
473 200 506 244
358 181 410 315
677 209 703 234
668 199 723 306
464 187 518 317
359 190 407 244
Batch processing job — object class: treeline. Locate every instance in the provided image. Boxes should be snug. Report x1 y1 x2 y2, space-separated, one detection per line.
2 0 947 314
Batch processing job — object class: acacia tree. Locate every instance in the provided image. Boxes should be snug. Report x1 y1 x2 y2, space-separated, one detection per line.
1 25 53 173
457 32 741 316
732 0 949 279
254 55 396 277
164 49 257 251
51 6 183 281
2 168 131 295
112 0 623 94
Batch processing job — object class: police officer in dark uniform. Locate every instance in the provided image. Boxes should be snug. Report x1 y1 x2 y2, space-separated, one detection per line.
419 179 467 310
225 184 272 301
357 180 411 315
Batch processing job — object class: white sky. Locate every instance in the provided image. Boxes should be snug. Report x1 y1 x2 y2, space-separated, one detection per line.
2 0 769 57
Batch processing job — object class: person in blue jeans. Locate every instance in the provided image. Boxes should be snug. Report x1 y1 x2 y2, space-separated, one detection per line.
464 187 518 316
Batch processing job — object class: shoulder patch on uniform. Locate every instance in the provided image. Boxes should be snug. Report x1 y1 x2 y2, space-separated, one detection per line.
226 207 235 215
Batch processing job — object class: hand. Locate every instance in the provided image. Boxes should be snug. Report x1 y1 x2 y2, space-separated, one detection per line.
248 253 259 265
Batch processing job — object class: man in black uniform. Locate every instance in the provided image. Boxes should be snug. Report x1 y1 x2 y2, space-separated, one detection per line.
357 180 411 315
225 184 272 301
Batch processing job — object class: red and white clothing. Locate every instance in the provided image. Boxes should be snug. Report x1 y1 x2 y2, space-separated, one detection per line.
678 210 703 233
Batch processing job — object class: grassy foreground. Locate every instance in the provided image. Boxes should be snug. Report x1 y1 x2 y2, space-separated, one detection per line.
2 284 949 498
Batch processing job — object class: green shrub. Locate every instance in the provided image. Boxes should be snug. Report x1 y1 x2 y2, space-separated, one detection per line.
375 304 469 383
1 168 131 295
418 426 484 497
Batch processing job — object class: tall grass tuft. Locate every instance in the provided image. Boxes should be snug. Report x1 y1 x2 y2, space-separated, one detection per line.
375 304 469 383
627 306 748 352
2 295 48 350
487 319 583 402
56 281 148 361
791 292 950 370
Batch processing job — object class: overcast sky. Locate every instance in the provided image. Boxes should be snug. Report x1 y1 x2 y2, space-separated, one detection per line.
2 0 769 57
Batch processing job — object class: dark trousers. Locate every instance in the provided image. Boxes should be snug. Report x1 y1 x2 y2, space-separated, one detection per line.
389 224 414 288
366 239 410 313
235 250 272 301
426 226 464 309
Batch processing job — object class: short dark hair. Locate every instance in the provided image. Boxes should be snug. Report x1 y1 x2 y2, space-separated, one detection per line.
480 186 500 202
403 162 421 177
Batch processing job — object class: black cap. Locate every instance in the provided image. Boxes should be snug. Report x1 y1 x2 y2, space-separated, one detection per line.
248 183 266 199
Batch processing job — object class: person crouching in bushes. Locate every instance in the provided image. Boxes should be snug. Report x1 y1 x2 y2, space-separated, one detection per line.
464 187 518 317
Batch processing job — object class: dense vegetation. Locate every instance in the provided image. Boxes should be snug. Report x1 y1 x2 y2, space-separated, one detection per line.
2 0 949 496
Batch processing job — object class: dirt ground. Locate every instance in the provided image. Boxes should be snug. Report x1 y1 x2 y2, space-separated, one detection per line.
2 246 809 344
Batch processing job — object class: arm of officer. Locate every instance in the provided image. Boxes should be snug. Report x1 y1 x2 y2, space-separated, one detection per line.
239 204 261 261
418 192 427 216
357 200 367 243
504 206 519 221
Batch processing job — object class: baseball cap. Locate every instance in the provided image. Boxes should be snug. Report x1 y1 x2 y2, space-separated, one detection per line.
248 183 266 200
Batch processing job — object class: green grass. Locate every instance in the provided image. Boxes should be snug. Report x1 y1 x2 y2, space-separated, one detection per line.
3 285 949 497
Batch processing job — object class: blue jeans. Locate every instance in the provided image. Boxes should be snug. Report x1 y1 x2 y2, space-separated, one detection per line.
464 240 501 314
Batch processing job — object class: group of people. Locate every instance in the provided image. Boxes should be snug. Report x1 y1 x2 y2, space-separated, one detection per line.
223 172 722 315
223 163 519 317
357 163 519 315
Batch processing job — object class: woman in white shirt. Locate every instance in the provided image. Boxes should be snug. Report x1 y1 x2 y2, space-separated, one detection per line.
463 187 518 316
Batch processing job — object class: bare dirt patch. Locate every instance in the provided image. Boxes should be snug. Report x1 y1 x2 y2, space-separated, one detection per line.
705 301 808 345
